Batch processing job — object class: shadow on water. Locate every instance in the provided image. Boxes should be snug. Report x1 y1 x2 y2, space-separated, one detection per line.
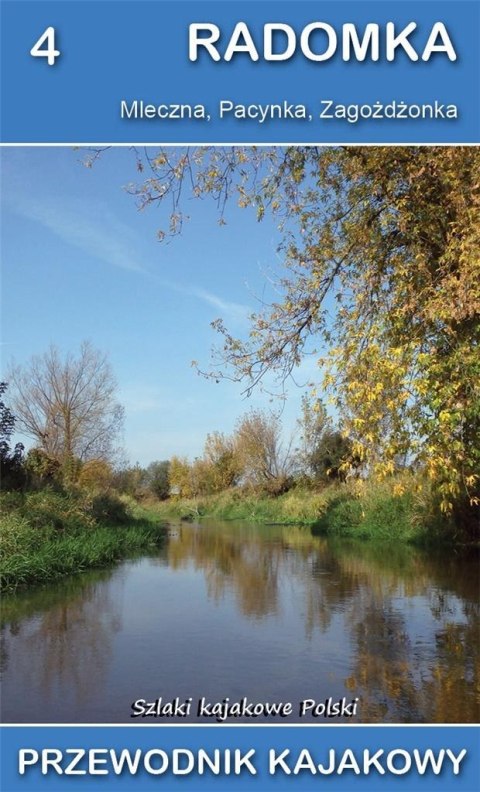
1 520 478 723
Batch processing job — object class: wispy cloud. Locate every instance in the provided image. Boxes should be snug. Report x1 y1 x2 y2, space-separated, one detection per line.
188 286 250 323
147 278 251 325
6 187 250 320
6 195 145 273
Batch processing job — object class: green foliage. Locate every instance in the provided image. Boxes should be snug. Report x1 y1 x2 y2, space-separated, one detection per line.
78 459 114 493
1 489 94 534
296 396 330 476
89 492 130 524
113 461 171 501
0 382 15 442
0 512 43 558
120 147 479 524
112 463 147 498
0 382 25 490
24 447 61 485
0 490 164 591
0 521 164 592
153 476 455 545
312 478 454 543
145 460 170 500
296 397 356 481
311 430 356 481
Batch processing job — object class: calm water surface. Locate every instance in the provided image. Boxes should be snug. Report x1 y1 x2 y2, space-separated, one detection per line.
1 520 479 723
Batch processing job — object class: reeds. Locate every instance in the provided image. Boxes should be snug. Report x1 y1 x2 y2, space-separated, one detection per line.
0 491 165 591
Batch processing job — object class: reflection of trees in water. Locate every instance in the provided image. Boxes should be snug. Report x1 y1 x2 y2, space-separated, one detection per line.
168 525 280 617
345 599 422 721
341 599 480 722
166 524 480 722
1 526 477 724
308 543 480 723
1 568 124 712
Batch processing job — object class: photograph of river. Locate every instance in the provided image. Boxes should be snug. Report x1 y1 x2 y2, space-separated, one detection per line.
2 522 479 723
1 146 479 724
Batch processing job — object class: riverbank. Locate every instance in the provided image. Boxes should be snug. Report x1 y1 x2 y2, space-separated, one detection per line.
0 491 166 592
2 516 478 724
151 478 454 545
0 477 465 593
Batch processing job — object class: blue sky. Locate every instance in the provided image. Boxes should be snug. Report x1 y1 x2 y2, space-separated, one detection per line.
1 147 320 465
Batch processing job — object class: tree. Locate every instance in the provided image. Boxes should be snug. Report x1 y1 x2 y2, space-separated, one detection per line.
296 395 330 478
0 382 25 488
106 146 479 523
145 460 170 500
234 409 292 492
78 459 114 493
112 462 147 498
8 342 124 472
296 395 357 482
168 456 193 498
0 382 15 447
24 447 60 484
203 431 241 491
190 457 216 497
312 430 356 482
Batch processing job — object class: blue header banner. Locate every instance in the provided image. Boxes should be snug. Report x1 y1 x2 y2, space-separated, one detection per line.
1 725 479 791
0 0 479 142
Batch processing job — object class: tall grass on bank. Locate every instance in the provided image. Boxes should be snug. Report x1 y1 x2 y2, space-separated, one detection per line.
151 475 454 545
0 490 166 592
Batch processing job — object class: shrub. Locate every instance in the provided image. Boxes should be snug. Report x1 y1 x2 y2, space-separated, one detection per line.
78 459 113 493
89 493 131 525
24 448 61 485
0 513 39 559
20 490 94 533
261 475 294 497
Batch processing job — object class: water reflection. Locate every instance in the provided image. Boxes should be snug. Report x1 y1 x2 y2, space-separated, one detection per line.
167 523 281 617
1 521 478 723
161 522 479 722
1 568 125 718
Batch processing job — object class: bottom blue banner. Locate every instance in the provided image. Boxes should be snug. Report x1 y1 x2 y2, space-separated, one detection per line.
0 725 478 791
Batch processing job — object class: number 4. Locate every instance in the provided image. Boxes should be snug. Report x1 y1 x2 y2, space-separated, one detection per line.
30 27 60 66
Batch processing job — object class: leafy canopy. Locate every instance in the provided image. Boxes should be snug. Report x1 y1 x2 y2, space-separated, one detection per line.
94 146 479 516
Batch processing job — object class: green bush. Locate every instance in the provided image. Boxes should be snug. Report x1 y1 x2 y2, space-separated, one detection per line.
1 490 94 534
0 513 39 558
0 489 164 591
152 476 452 544
89 492 131 525
314 496 363 536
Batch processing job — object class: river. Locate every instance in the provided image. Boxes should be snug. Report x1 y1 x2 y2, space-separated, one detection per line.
1 520 478 723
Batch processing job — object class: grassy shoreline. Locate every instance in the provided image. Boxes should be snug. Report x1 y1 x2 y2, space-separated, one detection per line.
0 491 166 592
0 477 464 592
150 479 454 545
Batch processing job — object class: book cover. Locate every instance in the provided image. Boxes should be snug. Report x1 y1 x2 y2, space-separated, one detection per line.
1 1 479 790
